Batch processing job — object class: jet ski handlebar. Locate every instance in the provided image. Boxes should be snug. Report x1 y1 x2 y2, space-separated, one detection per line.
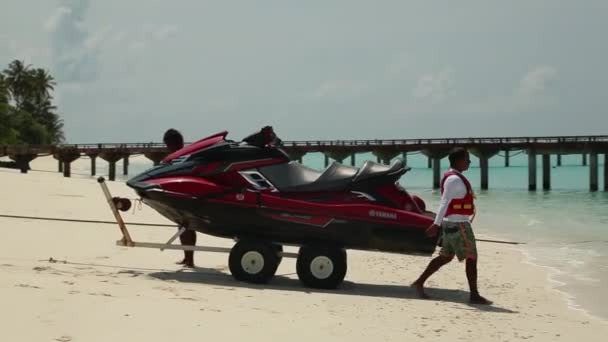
242 125 283 148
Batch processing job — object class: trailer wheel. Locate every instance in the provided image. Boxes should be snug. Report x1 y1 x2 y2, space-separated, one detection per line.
296 245 347 289
229 240 279 284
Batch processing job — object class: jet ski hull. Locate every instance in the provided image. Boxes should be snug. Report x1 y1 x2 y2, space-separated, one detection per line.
138 187 437 256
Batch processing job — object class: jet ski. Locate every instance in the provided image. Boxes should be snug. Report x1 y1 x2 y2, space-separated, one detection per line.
126 126 438 289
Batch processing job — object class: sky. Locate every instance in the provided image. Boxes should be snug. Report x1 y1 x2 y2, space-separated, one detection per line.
1 0 607 143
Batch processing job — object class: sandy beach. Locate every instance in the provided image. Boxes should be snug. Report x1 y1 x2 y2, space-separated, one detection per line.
1 156 606 342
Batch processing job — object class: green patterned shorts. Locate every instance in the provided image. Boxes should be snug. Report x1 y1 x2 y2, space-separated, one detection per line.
439 221 477 261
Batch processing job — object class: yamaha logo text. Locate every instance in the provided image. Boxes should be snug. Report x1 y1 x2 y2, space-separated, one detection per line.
368 210 397 220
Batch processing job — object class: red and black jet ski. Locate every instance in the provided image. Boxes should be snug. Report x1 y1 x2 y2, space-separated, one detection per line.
126 127 438 288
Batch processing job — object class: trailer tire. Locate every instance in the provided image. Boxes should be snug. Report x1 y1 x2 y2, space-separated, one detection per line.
229 240 279 284
296 245 347 289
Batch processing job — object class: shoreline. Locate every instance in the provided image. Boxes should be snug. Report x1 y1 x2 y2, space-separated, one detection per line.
518 246 607 323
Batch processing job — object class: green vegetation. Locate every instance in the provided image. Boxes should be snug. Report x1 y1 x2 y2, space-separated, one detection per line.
0 60 64 145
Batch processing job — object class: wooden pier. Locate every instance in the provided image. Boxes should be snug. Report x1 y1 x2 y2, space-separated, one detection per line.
2 135 607 191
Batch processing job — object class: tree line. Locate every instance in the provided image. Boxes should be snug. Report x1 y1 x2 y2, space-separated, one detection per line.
0 60 64 145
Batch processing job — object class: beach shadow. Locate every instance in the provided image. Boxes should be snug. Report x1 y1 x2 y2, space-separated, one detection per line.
148 268 517 313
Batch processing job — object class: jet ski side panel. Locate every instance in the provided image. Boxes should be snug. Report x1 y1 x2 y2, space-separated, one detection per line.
137 188 437 256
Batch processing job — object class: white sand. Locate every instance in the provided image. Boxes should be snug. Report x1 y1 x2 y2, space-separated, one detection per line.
1 156 606 341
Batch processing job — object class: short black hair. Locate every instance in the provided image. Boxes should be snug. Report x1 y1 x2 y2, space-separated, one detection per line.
448 147 469 166
163 128 183 149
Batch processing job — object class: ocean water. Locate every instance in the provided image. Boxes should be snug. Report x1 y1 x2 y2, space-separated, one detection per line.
32 151 608 320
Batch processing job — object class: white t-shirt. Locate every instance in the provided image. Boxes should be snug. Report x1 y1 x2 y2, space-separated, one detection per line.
433 170 472 225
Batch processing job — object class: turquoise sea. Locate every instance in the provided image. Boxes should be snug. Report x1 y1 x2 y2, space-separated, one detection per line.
31 151 608 320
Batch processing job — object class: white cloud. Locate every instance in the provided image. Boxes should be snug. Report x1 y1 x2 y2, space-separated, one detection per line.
137 24 180 43
44 1 180 84
518 65 558 96
385 52 411 79
83 26 112 50
0 38 44 66
412 70 453 101
106 30 127 47
46 0 97 83
312 80 369 99
153 25 180 41
44 6 72 32
124 24 179 54
462 65 559 115
204 98 238 112
128 41 148 54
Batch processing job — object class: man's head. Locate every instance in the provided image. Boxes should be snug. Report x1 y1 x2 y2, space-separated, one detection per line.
448 147 471 172
163 128 184 153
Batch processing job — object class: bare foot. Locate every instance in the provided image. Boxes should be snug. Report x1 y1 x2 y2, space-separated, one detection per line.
469 294 493 305
176 259 187 265
411 281 431 299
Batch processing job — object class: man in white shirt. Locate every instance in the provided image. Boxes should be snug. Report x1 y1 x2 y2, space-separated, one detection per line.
412 148 492 305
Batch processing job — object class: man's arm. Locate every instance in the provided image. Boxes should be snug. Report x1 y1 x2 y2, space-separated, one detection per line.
432 176 458 226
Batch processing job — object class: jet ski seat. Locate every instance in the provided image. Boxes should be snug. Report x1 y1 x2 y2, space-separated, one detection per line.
258 161 358 192
352 160 410 182
258 159 409 193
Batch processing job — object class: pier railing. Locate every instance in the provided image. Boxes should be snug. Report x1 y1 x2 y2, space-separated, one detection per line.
2 134 607 191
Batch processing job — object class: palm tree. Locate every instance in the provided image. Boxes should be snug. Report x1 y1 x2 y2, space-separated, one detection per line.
30 68 56 104
0 74 9 104
29 96 64 143
1 60 65 144
3 60 32 109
